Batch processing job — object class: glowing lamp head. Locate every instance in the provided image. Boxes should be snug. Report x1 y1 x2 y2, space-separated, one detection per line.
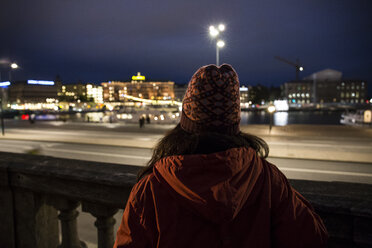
299 66 304 71
268 105 276 113
217 40 225 48
209 26 219 37
218 24 225 31
11 63 18 69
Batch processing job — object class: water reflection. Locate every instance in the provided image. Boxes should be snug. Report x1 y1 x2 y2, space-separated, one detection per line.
240 111 342 125
273 112 288 126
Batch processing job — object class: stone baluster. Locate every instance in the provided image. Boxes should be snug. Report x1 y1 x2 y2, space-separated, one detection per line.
50 198 86 248
82 202 118 248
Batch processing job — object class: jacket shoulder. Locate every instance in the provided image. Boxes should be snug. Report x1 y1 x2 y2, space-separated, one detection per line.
128 173 159 210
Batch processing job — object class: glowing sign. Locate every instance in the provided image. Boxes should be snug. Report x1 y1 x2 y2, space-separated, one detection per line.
27 80 55 85
240 86 248 92
132 72 145 81
121 94 181 106
0 81 11 87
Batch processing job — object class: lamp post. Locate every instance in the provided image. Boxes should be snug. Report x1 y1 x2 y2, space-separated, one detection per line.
268 105 276 134
216 40 225 66
9 63 19 81
0 97 4 135
0 62 18 135
209 24 226 66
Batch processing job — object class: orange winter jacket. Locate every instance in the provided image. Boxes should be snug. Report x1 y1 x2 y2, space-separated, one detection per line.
114 147 328 248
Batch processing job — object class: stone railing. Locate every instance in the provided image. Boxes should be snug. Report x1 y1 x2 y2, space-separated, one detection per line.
0 152 371 248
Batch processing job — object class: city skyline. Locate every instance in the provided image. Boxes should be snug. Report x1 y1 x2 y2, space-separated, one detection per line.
1 0 371 95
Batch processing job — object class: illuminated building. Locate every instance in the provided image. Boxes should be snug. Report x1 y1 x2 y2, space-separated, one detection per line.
101 72 175 103
284 69 368 104
0 81 11 106
7 80 60 104
58 83 103 103
240 86 249 103
86 84 103 103
174 84 188 101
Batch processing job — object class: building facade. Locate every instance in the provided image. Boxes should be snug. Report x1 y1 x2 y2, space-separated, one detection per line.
58 83 103 103
284 69 368 104
6 80 60 104
174 84 188 102
101 73 175 103
86 84 103 103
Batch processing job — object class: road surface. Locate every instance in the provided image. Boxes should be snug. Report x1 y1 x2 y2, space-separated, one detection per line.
1 139 371 185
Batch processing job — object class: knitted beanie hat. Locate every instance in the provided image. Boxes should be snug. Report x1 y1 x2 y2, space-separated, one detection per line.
180 64 241 135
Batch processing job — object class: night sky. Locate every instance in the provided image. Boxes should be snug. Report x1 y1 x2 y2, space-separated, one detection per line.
1 0 371 96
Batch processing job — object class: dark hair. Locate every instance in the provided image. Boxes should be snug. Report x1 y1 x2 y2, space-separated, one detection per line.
137 124 269 181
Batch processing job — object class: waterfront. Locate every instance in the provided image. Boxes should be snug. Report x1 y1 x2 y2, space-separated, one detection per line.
3 109 351 126
241 110 344 126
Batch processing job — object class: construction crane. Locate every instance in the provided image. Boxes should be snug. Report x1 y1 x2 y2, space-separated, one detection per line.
274 56 304 81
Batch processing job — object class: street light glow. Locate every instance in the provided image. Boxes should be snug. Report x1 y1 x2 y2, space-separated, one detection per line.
209 23 227 66
0 81 11 87
11 63 18 69
27 80 55 86
209 26 219 37
299 66 304 71
217 40 225 48
218 24 225 31
268 105 276 113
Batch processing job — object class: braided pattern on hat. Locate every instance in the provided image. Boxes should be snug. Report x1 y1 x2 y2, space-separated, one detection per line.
180 64 240 135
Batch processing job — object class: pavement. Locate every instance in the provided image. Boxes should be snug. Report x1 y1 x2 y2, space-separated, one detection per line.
1 120 371 163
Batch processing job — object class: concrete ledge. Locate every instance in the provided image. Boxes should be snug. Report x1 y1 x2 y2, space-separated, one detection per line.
1 152 372 247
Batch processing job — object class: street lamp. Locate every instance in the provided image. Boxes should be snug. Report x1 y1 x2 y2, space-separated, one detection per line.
216 40 225 67
209 23 226 66
268 105 276 134
9 63 19 81
209 26 219 37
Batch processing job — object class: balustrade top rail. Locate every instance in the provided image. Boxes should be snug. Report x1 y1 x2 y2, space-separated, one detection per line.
1 151 372 248
0 152 139 208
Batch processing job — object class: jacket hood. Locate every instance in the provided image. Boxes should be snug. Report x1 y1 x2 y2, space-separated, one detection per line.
153 147 264 224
